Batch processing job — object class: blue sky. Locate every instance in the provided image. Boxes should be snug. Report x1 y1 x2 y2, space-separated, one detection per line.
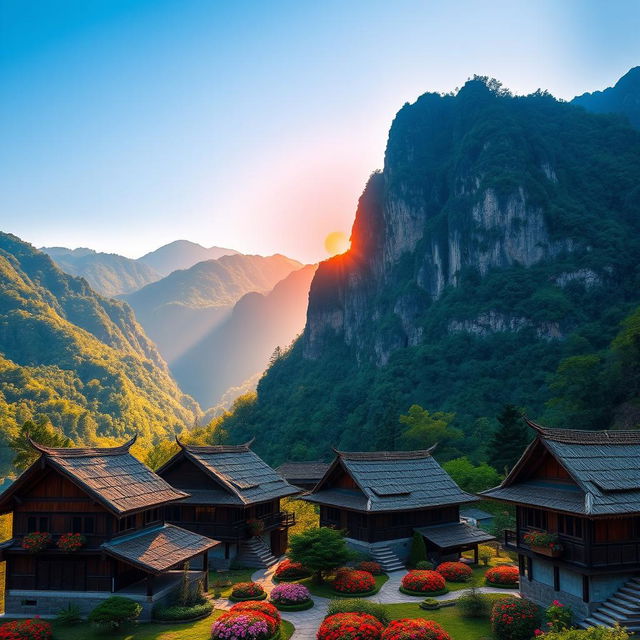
1 0 639 262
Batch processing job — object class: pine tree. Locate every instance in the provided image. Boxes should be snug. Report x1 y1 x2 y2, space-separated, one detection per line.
408 530 427 567
487 405 529 475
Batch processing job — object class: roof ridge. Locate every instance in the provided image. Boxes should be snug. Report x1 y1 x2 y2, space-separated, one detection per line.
334 446 437 461
176 436 255 453
28 435 137 457
525 418 640 444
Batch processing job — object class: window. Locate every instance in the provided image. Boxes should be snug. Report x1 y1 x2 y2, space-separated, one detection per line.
117 515 136 532
143 508 161 525
521 507 547 530
325 508 340 522
71 516 95 534
26 516 48 532
255 503 272 518
557 515 583 539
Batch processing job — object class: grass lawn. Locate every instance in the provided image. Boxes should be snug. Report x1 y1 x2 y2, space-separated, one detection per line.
208 567 256 597
50 611 295 640
300 573 389 598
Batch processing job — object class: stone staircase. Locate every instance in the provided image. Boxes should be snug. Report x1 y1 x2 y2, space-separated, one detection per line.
238 537 280 568
580 576 640 633
370 546 405 572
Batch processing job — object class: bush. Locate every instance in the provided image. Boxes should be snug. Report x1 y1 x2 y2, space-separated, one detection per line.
55 602 82 624
486 565 519 586
408 531 427 567
478 545 494 566
382 619 452 640
545 600 573 632
230 582 267 601
333 568 376 594
326 599 390 625
457 587 491 618
0 618 52 640
269 583 311 605
317 613 384 640
491 597 540 640
274 558 311 581
211 611 275 640
415 560 432 570
436 561 473 582
420 598 441 610
88 596 142 630
21 532 51 553
400 570 447 594
152 601 213 621
542 627 630 640
358 561 383 575
231 601 281 626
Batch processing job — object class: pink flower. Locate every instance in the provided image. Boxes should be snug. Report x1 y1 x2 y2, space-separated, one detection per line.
534 629 543 636
552 600 562 606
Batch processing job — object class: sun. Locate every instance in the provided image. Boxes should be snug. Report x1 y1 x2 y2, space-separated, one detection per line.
324 231 350 256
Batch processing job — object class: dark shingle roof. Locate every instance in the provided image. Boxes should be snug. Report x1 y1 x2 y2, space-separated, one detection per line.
171 441 299 505
101 524 219 574
481 420 640 516
305 449 476 512
277 461 330 483
460 507 494 521
21 437 188 516
415 522 495 548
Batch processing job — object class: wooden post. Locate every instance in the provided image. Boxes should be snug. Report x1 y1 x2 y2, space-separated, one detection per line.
146 575 154 597
582 575 590 603
202 551 209 591
473 545 479 565
553 566 560 591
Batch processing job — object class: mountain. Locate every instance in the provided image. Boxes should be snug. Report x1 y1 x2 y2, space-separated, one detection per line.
215 75 640 465
172 264 316 409
42 246 162 297
122 253 303 369
137 240 239 276
0 233 199 471
572 66 640 129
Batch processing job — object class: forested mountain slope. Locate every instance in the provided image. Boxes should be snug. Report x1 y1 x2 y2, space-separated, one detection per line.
137 239 239 276
42 246 162 296
217 76 640 465
0 233 198 472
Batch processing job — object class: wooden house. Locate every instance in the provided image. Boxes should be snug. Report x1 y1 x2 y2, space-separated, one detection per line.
276 461 330 490
157 440 299 568
303 448 494 571
481 420 640 629
0 437 220 619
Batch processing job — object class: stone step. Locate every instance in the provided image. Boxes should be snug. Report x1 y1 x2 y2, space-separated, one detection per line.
619 586 640 599
598 602 640 620
611 592 640 606
590 611 621 627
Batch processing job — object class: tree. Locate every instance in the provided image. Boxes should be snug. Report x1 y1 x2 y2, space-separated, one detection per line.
408 530 427 567
287 527 354 584
144 440 179 470
398 405 462 454
442 457 501 493
10 417 72 471
487 405 528 475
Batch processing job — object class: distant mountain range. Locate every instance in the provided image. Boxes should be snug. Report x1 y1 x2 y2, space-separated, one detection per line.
0 233 198 474
137 240 239 276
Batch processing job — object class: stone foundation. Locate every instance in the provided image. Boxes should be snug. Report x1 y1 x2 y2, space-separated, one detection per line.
520 578 591 621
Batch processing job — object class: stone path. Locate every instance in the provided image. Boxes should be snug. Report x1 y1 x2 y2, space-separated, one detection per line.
213 567 518 639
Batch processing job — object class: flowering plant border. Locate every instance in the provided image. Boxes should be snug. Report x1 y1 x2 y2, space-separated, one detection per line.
57 532 86 552
21 532 52 554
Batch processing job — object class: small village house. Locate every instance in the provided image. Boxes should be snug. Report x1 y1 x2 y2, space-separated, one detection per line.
276 461 330 491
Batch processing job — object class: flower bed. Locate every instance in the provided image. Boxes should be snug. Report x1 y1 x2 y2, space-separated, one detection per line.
523 531 562 556
485 565 519 588
269 583 313 611
332 568 377 595
211 611 277 640
0 618 52 640
274 558 311 581
21 532 52 554
57 532 86 552
152 600 213 622
231 601 281 626
229 581 267 602
491 597 540 640
317 612 384 640
399 570 448 596
358 561 383 575
382 618 452 640
436 561 473 583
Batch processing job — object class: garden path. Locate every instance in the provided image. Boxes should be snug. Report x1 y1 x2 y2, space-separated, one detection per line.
211 567 519 639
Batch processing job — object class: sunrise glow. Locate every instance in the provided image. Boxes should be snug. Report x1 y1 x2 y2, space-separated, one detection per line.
324 231 351 256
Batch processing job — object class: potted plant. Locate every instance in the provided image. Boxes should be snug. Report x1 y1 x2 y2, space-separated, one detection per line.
523 531 563 557
57 532 87 552
21 532 52 553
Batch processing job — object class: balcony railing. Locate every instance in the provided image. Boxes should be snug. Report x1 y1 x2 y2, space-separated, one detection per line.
170 510 295 540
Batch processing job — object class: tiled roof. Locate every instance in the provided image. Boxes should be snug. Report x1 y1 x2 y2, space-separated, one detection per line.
415 522 495 548
174 441 299 505
277 461 330 483
306 449 476 512
101 524 219 574
481 420 640 516
179 489 243 505
303 488 369 511
28 437 188 515
481 481 588 514
460 507 494 520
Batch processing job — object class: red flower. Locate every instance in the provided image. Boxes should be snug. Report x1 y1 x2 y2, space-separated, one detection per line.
275 558 310 580
317 613 383 640
435 561 473 582
332 568 376 594
230 601 281 628
401 570 446 593
0 618 52 640
382 619 451 640
358 561 383 575
491 597 540 640
231 581 266 598
485 565 519 586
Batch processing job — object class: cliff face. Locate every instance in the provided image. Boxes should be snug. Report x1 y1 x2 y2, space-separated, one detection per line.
303 79 637 366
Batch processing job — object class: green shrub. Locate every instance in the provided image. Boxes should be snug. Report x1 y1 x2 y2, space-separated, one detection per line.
415 560 432 570
457 587 491 618
152 601 213 621
55 602 82 624
543 626 629 640
546 600 573 632
326 598 390 625
89 596 142 629
478 545 494 566
420 598 440 610
491 597 539 640
409 531 427 567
